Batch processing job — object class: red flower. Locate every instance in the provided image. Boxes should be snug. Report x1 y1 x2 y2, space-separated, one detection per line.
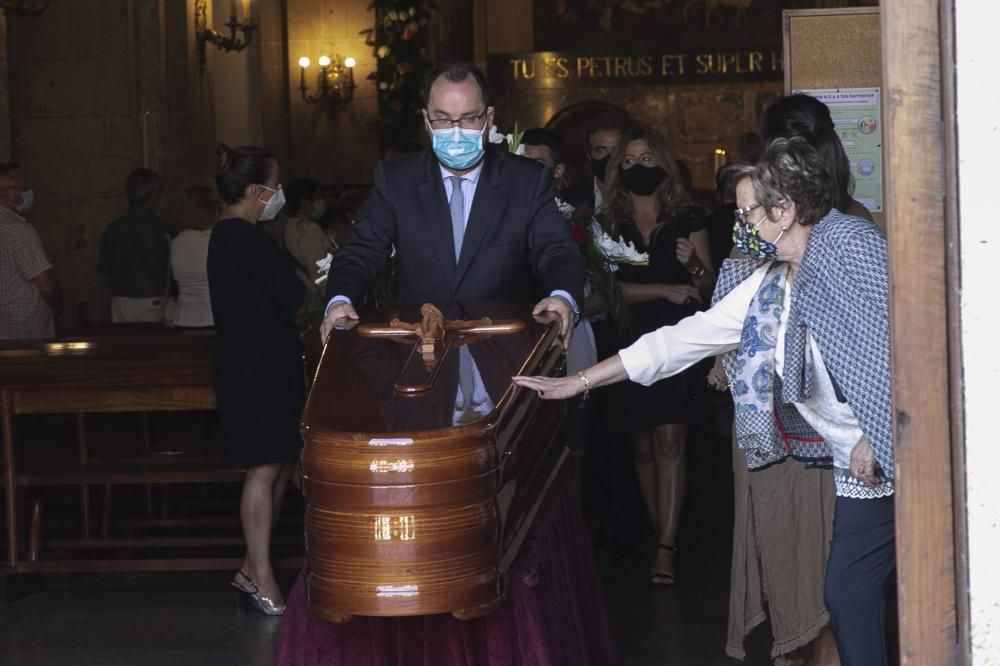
396 62 412 75
570 226 589 247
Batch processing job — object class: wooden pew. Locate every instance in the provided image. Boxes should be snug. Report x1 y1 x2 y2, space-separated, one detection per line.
0 329 303 584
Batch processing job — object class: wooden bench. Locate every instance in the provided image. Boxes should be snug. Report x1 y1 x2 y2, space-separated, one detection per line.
0 330 304 586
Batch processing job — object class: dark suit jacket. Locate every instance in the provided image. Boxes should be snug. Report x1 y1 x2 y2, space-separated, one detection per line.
325 147 584 308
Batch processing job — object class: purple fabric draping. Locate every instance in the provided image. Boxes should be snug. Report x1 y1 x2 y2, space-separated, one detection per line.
274 473 620 666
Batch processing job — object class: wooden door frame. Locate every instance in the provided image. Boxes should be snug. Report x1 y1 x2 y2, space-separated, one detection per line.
882 0 965 663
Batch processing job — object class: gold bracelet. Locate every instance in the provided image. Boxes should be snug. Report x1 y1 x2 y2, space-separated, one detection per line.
689 263 706 278
577 371 592 402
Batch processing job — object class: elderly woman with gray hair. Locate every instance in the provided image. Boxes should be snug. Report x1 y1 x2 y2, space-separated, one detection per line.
514 136 895 666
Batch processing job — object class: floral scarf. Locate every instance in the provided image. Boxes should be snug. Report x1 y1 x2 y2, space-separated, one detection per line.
727 261 832 469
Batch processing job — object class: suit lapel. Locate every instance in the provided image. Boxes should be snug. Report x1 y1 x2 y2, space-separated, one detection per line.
417 151 458 290
453 149 503 298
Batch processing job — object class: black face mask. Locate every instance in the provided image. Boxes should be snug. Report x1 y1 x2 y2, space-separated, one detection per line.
620 164 666 196
591 154 611 182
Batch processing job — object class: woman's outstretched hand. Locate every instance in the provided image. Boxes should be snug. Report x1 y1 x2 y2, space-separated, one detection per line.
514 355 629 401
511 374 584 400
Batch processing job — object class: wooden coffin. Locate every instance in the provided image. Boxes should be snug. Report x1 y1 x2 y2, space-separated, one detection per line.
300 302 568 622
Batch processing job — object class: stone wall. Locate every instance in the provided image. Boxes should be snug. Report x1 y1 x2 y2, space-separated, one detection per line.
9 1 143 326
5 1 219 327
0 14 9 161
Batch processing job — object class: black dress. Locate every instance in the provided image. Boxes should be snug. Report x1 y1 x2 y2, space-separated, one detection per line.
611 207 710 432
207 218 306 468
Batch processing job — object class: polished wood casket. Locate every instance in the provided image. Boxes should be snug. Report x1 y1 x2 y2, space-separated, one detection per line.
300 302 569 622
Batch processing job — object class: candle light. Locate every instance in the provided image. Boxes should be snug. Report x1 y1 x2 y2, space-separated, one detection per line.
318 55 331 68
713 148 727 174
298 56 310 88
240 0 251 21
345 57 356 90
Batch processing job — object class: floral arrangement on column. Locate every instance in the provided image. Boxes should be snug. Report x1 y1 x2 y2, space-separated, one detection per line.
361 1 435 145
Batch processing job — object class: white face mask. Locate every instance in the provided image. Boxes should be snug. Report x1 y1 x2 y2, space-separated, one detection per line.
16 189 34 214
310 199 326 221
257 185 285 221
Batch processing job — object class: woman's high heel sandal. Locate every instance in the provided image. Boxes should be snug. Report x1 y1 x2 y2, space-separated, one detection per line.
231 569 254 594
230 570 286 616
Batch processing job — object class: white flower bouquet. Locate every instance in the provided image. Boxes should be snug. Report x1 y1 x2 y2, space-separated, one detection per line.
488 124 525 156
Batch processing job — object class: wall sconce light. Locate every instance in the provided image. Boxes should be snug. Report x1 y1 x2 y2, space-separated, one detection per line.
713 148 728 174
195 0 256 73
0 0 49 17
298 54 357 114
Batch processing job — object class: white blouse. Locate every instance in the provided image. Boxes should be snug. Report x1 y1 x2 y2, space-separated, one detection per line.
618 263 891 498
170 229 214 328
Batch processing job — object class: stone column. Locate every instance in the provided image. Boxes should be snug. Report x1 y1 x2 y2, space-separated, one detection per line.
0 14 10 161
211 0 263 148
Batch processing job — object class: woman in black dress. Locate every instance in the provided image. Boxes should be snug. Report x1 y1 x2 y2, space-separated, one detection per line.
208 145 305 615
600 126 716 585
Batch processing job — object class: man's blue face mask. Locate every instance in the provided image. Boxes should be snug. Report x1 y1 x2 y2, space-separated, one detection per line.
428 121 487 170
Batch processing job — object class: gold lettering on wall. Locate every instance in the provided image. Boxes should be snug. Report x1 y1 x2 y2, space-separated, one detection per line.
541 56 570 78
661 54 686 76
500 50 782 86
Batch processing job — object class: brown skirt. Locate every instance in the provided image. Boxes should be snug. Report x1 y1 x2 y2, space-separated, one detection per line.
726 434 836 662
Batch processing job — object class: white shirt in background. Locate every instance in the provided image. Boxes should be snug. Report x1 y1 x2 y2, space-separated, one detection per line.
170 228 214 327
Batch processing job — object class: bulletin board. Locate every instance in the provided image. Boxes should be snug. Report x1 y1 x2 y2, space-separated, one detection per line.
782 8 884 227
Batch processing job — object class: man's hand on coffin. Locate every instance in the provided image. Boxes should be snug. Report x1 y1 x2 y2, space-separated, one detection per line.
320 301 360 342
532 295 574 350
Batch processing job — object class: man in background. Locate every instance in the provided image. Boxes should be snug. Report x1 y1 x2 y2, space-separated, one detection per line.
98 168 172 323
0 163 62 339
562 111 633 213
521 127 568 192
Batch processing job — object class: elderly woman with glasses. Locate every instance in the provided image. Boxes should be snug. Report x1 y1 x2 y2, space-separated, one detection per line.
514 135 895 666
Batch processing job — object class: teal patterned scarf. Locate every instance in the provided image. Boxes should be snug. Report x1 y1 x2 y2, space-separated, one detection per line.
727 262 830 468
731 263 790 458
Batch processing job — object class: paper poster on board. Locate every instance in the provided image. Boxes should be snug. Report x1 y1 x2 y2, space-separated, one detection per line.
794 87 883 213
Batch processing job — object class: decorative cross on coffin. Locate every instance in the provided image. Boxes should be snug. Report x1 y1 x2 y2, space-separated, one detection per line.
357 303 525 395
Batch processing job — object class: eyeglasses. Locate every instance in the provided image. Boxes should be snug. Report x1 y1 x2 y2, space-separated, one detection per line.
427 110 488 130
734 202 763 226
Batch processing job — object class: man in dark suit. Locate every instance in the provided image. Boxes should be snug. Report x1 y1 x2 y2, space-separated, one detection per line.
562 111 633 213
320 64 584 346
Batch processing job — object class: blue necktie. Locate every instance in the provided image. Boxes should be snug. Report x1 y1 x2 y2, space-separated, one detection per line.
459 345 476 413
448 176 464 263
